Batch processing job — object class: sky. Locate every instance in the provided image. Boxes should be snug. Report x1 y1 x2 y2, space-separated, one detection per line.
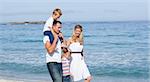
0 0 149 23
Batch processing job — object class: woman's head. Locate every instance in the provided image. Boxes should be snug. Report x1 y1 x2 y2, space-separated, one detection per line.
71 25 83 43
74 25 83 37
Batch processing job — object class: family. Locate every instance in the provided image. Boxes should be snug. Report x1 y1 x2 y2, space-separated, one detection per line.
43 8 92 82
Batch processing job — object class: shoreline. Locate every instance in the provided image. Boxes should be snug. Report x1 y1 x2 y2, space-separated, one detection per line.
0 76 149 82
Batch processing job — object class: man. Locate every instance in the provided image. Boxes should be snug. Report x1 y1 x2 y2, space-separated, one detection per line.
43 8 62 32
43 20 63 82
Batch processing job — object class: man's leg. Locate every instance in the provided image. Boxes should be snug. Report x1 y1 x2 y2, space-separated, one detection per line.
47 62 62 82
57 63 63 77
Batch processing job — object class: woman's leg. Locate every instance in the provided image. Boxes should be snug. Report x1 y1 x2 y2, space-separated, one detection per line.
84 76 92 82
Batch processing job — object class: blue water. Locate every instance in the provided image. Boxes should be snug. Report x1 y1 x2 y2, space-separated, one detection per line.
0 21 150 80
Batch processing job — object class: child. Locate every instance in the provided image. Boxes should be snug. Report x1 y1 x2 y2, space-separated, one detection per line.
43 8 62 32
61 44 72 82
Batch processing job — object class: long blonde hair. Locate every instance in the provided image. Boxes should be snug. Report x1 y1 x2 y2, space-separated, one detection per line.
71 25 83 44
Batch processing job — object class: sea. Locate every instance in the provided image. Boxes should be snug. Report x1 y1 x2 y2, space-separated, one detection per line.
0 21 150 82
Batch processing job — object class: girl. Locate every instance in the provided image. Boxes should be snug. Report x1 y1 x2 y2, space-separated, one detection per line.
61 43 72 82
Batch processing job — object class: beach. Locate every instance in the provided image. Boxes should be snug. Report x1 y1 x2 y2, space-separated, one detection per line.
0 0 149 81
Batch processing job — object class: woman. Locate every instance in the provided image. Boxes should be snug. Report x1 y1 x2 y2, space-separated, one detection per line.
67 25 92 82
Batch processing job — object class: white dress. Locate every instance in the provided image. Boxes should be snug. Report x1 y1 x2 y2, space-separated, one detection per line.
69 42 91 81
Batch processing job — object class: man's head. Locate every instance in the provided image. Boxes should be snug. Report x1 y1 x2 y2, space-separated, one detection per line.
52 20 62 34
52 8 62 20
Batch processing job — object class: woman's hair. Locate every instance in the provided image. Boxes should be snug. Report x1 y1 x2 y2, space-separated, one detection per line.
53 8 62 16
71 24 83 44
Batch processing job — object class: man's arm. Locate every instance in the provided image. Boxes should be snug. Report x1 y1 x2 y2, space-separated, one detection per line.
44 36 58 54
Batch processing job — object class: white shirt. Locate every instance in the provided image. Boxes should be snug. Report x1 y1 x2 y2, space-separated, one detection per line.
43 36 62 63
43 16 54 32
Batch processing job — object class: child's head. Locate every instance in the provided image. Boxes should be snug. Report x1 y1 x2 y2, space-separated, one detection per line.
61 43 68 53
61 45 71 59
62 47 68 53
52 8 62 20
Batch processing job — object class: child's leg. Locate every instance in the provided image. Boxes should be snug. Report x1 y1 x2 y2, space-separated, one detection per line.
63 75 72 82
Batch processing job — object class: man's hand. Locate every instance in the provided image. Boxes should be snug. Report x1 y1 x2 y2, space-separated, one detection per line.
58 32 65 43
58 32 64 38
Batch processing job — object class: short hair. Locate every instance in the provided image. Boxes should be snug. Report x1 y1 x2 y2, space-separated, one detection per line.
53 20 62 26
53 8 62 16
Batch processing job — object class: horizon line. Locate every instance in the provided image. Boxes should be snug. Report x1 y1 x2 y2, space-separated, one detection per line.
0 20 149 25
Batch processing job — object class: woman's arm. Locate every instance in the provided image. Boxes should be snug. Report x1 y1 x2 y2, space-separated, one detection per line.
66 38 71 47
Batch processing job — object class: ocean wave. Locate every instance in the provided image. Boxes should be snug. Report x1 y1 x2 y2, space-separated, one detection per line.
0 60 149 78
90 65 149 78
0 62 47 74
15 39 43 43
85 52 149 78
106 34 138 37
